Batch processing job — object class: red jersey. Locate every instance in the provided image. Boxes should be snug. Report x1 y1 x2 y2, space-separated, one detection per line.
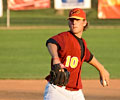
46 31 93 91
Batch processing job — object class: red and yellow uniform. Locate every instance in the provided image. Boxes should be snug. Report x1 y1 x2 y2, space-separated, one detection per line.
46 31 93 91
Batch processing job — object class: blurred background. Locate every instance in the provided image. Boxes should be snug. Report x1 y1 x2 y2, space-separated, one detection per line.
0 0 120 27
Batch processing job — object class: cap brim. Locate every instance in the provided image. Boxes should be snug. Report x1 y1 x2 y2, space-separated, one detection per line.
68 16 84 20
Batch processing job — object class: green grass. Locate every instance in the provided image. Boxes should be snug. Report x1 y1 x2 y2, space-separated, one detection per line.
0 28 120 79
0 9 68 26
82 29 120 79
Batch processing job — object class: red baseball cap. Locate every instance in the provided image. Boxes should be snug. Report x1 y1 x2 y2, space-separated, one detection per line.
68 8 86 20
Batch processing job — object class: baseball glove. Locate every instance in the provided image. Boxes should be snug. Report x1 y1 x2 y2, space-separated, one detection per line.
49 64 70 86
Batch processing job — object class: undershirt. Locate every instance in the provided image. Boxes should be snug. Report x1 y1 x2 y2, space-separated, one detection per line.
70 31 93 61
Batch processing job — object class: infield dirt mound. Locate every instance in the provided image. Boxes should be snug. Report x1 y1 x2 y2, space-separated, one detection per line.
0 80 119 100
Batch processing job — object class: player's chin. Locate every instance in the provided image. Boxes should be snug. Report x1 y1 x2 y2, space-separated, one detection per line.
72 30 80 34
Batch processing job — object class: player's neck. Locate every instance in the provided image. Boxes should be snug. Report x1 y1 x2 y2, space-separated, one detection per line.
70 30 83 38
74 33 82 38
69 31 82 39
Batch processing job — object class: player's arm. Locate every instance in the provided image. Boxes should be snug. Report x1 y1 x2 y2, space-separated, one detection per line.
47 42 70 86
88 56 110 87
46 38 62 65
47 43 61 64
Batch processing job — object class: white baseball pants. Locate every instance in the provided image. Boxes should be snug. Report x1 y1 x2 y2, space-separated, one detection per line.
44 83 85 100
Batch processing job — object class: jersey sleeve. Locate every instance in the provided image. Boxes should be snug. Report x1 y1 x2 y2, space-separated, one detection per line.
46 38 61 50
46 33 66 51
84 48 93 62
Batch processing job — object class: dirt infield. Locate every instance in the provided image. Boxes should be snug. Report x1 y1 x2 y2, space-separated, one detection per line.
0 80 119 100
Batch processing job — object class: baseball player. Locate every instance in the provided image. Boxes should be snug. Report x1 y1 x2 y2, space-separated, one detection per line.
44 8 110 100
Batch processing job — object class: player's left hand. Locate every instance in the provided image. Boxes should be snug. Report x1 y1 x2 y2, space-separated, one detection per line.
49 64 70 86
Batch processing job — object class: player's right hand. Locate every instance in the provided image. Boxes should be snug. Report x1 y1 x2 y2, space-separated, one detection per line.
99 68 110 87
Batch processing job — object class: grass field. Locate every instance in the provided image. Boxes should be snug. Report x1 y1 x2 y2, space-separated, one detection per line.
1 9 120 26
0 28 120 79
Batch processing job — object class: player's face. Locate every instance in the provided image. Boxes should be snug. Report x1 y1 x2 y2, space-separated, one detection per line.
68 18 87 37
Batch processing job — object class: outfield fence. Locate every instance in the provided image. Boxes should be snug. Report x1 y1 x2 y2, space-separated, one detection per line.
0 8 120 28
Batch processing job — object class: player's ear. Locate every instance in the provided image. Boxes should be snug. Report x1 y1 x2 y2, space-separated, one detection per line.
83 19 87 27
68 21 71 28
